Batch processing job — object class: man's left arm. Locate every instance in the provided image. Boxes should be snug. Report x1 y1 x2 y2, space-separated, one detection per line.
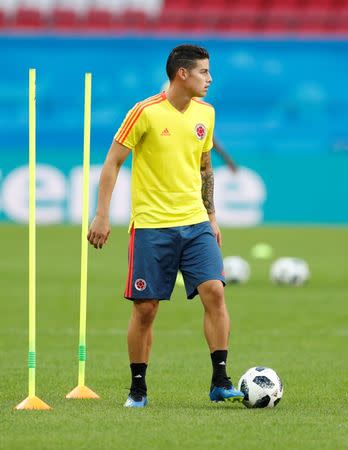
201 150 222 247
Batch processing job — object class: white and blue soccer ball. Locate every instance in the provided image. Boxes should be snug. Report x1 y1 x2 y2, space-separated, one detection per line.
238 366 283 408
270 257 310 286
223 256 250 284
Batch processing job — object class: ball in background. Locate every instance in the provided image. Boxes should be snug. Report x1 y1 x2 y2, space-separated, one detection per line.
251 242 273 260
270 257 310 286
223 256 250 283
238 366 283 408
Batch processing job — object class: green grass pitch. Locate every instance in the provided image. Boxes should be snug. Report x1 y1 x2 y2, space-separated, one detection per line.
0 225 347 449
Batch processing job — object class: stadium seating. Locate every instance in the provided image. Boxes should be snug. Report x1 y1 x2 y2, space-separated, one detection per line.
14 7 45 28
0 0 347 35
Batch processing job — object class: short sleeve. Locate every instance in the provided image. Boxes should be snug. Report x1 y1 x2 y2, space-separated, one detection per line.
114 103 148 150
202 107 215 153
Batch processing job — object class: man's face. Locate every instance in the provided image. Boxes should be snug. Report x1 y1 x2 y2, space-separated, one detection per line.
185 58 212 97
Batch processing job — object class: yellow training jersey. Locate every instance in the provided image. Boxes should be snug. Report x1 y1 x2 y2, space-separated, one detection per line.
114 92 215 229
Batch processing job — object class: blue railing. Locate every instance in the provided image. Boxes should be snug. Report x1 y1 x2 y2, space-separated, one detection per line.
0 36 347 224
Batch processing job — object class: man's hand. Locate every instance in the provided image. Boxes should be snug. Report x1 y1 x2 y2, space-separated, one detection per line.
228 161 238 173
86 140 131 250
208 213 222 248
87 215 111 249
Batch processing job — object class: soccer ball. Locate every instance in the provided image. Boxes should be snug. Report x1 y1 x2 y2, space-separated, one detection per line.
238 366 283 408
270 257 310 286
223 256 250 283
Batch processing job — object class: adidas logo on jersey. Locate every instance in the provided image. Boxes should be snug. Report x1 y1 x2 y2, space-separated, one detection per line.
161 128 171 136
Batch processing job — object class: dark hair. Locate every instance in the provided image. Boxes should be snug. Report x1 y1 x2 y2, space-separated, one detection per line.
166 44 209 81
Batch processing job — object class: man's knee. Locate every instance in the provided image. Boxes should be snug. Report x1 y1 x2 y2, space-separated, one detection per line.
199 281 227 312
133 300 159 327
199 280 224 301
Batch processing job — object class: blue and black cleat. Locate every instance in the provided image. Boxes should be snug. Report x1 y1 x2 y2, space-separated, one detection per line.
124 394 148 408
210 378 244 403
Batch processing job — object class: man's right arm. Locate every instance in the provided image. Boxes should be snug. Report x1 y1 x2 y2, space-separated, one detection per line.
87 140 131 249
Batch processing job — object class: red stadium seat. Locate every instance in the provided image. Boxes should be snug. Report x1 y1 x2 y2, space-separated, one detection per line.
264 0 302 29
15 8 45 28
0 9 6 28
267 0 300 7
221 0 263 31
152 9 188 33
266 0 301 16
259 15 297 34
302 0 332 21
328 14 348 34
231 0 263 7
160 8 217 33
105 14 129 32
261 20 289 33
217 21 259 33
336 0 348 17
229 0 263 13
84 9 113 30
51 8 81 29
164 0 190 11
335 20 348 33
189 19 215 33
304 0 332 8
120 10 147 31
217 2 261 30
165 0 189 5
216 12 258 33
194 9 227 32
296 21 329 34
189 0 225 10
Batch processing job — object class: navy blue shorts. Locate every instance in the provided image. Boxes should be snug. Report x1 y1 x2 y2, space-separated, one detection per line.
124 221 225 301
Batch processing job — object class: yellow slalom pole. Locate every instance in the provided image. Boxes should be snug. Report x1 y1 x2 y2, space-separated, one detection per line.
15 69 51 410
78 72 91 389
66 73 99 399
28 67 36 399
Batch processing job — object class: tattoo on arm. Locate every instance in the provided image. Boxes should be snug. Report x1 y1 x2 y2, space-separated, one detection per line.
200 151 215 214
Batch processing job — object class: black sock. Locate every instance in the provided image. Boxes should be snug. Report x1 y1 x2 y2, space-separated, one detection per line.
211 350 228 385
130 363 147 395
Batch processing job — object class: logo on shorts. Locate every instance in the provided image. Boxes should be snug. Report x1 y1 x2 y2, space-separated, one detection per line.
195 123 206 140
135 278 147 291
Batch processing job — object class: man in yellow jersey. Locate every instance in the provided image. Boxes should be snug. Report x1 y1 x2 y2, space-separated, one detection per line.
87 44 244 408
